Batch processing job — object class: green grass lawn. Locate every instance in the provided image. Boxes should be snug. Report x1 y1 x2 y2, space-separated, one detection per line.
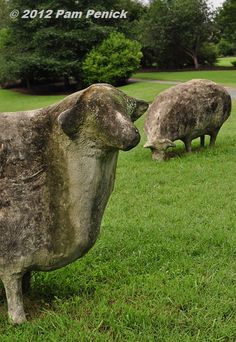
0 86 236 341
0 89 64 112
216 57 236 67
134 70 236 88
120 82 171 102
0 83 170 111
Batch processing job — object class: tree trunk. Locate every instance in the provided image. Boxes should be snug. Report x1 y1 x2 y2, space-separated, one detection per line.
64 76 70 90
192 54 199 70
26 78 31 90
185 48 199 70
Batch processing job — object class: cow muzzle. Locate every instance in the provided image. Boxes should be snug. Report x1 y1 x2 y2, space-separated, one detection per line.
121 128 140 151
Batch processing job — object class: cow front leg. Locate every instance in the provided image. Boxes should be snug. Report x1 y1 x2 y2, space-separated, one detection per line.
2 273 26 324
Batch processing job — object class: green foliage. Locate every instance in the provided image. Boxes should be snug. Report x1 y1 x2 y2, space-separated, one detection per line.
0 0 145 86
0 0 9 28
0 28 9 49
139 0 187 69
217 38 235 57
140 0 216 69
216 0 236 45
82 32 142 86
0 28 19 84
198 43 218 65
231 61 236 67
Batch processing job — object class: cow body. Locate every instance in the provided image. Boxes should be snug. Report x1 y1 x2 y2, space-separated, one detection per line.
0 84 148 323
144 79 231 160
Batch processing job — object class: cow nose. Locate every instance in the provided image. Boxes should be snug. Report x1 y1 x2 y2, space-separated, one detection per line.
123 128 140 151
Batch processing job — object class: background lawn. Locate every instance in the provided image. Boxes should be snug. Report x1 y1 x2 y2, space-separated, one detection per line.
0 89 64 112
0 83 173 112
215 57 236 67
0 80 236 341
134 70 236 88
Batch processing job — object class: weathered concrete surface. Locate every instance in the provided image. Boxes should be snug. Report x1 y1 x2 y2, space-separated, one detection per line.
0 83 148 323
144 79 232 160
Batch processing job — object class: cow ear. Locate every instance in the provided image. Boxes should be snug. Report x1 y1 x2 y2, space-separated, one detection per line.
57 89 88 136
144 141 155 148
130 99 149 122
164 139 176 148
58 107 79 136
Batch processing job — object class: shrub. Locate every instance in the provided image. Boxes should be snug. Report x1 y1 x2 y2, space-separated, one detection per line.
231 60 236 67
82 32 142 86
198 43 218 66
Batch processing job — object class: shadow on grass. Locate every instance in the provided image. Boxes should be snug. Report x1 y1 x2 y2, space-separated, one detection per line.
144 141 214 161
0 272 98 322
166 145 206 160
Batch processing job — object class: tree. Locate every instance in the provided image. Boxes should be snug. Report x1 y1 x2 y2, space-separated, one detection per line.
82 32 142 86
0 0 145 87
139 0 185 69
0 0 9 28
0 28 16 85
140 0 215 69
216 0 236 54
172 0 215 69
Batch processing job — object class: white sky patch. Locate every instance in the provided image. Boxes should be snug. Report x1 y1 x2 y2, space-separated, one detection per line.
140 0 225 9
208 0 225 9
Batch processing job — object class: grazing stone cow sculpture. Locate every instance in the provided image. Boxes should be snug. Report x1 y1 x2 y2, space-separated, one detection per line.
144 79 231 160
0 83 148 323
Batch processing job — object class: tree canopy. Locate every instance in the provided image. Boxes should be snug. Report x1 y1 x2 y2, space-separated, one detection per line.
216 0 236 44
140 0 216 69
0 0 234 86
0 0 9 28
0 0 145 87
214 0 236 57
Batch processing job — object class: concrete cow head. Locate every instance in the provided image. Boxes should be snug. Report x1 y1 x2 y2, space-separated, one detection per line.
144 138 176 161
58 84 148 151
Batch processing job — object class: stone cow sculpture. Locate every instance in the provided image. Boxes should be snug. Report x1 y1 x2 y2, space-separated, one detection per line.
0 83 148 323
144 79 231 160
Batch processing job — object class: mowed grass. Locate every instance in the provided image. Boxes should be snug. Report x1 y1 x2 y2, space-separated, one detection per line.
0 83 170 112
120 82 171 102
134 70 236 88
0 89 64 112
216 57 236 67
0 82 236 341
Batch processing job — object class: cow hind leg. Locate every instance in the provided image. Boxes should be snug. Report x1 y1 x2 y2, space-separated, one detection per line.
200 135 205 147
2 273 26 324
210 128 220 147
184 139 192 153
